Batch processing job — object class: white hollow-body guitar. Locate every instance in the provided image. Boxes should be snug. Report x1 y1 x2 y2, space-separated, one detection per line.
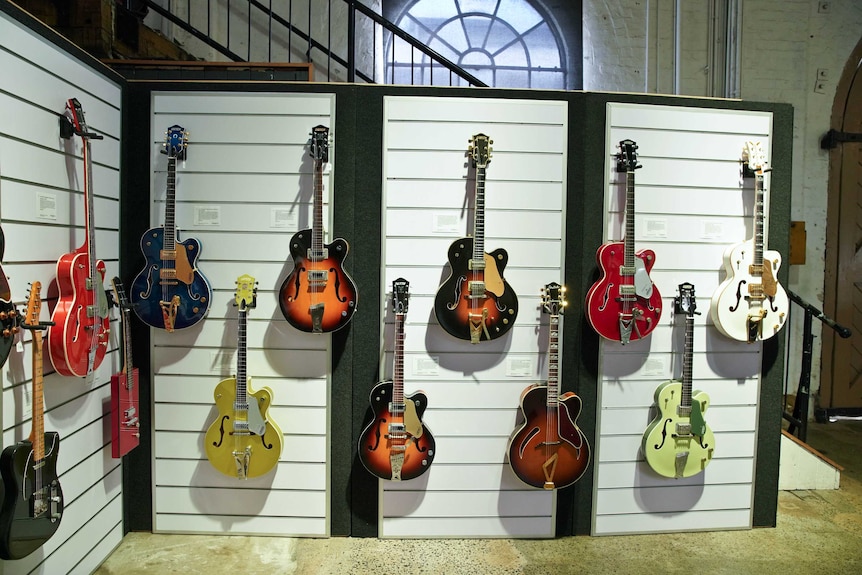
711 141 788 343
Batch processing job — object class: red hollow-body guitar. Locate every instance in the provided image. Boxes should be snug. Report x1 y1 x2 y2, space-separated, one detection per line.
110 278 140 458
279 125 358 333
358 278 435 481
508 283 590 489
48 98 110 377
433 133 518 343
585 139 662 344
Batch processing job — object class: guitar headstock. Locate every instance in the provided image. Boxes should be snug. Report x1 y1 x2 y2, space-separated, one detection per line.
310 125 330 164
674 282 699 317
616 139 641 173
742 140 767 175
392 278 410 314
541 282 567 315
24 282 42 329
164 125 188 160
235 275 258 311
111 277 130 310
60 98 103 141
469 133 492 168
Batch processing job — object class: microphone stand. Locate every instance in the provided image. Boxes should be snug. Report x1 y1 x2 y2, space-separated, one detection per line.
784 290 851 442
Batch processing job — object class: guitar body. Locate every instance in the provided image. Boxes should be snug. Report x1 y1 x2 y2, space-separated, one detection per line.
47 249 110 377
711 241 789 342
131 227 212 330
110 367 140 458
358 380 435 481
508 385 590 489
585 241 662 343
0 434 64 560
279 230 358 333
434 238 518 342
642 379 715 478
204 377 282 479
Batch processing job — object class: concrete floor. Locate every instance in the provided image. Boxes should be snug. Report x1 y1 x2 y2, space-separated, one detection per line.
94 421 862 575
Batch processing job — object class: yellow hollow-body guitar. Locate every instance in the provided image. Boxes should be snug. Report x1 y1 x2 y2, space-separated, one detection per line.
642 282 715 478
205 275 282 479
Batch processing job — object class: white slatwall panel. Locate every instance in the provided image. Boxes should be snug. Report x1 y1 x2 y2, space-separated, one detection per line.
150 92 333 537
592 102 773 535
0 10 123 573
380 96 568 538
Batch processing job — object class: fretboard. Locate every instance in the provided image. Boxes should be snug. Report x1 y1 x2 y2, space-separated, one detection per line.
236 307 248 410
623 169 636 268
83 139 98 281
681 314 694 410
753 171 766 269
31 330 45 461
392 312 405 409
546 314 560 407
472 166 487 261
164 156 177 249
122 305 134 385
311 161 325 260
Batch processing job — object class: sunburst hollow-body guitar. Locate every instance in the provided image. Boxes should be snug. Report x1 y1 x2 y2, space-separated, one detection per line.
47 98 110 377
434 133 518 344
643 282 715 478
359 278 435 481
279 125 358 334
205 275 282 479
131 125 212 331
0 283 64 559
711 141 788 343
585 139 662 344
508 283 590 489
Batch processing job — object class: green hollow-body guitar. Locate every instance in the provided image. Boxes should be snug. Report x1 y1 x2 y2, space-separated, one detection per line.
642 282 715 479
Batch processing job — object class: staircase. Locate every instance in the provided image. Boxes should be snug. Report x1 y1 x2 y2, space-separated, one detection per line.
135 0 487 86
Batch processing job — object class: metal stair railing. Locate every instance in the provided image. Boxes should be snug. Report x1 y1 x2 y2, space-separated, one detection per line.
134 0 487 87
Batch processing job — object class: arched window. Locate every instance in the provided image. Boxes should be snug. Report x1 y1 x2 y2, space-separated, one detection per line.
384 0 581 89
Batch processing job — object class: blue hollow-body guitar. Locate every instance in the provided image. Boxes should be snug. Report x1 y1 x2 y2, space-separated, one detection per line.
131 125 212 331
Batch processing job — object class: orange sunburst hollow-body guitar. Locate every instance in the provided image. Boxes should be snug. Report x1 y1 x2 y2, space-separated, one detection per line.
279 125 357 333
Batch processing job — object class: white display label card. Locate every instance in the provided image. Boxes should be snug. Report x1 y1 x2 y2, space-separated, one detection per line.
271 207 299 229
194 205 221 226
701 220 724 239
643 218 667 238
506 357 534 377
642 356 667 376
432 213 461 234
37 192 57 220
413 356 440 376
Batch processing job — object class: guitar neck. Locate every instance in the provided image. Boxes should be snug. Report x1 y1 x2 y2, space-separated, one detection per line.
472 166 487 261
164 156 177 249
753 171 766 269
236 307 248 408
121 304 134 384
623 169 636 268
546 313 560 407
311 161 325 260
680 314 694 411
83 139 98 277
392 311 405 408
30 330 45 460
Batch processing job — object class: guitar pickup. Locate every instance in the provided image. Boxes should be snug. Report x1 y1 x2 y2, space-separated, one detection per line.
123 416 140 427
306 270 328 285
306 248 329 260
467 281 486 298
675 423 692 437
388 403 405 415
618 285 636 296
467 259 486 271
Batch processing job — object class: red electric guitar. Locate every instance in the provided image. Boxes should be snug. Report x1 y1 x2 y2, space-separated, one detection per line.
47 98 110 376
278 125 358 333
508 283 590 489
110 278 140 458
585 139 662 344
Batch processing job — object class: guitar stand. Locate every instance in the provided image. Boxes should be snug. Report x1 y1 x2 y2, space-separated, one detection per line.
21 320 55 331
783 290 851 442
59 115 105 141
